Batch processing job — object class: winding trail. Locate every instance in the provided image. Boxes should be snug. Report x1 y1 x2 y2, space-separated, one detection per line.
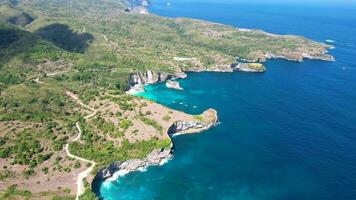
34 77 44 84
33 71 69 85
81 25 87 33
103 34 119 48
34 73 97 199
65 91 97 200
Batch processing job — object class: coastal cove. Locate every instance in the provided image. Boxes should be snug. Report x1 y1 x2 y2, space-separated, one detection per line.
94 1 356 200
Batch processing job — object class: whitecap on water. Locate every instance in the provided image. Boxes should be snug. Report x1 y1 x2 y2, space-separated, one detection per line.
326 39 335 43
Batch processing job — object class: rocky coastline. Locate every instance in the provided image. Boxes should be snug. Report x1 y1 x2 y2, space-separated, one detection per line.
107 46 333 189
262 52 335 62
94 146 173 183
93 109 218 183
125 53 334 93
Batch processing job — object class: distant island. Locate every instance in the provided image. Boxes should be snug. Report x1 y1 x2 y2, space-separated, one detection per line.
0 0 334 199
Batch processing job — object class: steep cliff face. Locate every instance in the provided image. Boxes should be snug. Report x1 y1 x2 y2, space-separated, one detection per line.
168 109 218 136
125 0 150 14
127 71 171 89
95 147 172 181
263 51 334 62
127 0 149 7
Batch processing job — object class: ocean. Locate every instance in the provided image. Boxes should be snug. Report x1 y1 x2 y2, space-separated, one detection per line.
94 1 356 199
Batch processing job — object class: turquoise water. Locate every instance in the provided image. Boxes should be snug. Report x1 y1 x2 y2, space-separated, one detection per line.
95 1 356 199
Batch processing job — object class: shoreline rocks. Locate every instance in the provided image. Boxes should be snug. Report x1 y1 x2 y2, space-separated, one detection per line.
263 52 335 62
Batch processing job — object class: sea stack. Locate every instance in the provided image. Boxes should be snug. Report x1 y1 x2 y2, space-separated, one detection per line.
166 80 183 90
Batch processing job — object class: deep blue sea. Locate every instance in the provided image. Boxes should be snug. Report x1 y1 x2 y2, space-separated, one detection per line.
95 1 356 199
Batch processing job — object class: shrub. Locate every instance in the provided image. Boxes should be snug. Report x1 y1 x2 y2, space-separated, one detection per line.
22 169 35 179
194 115 204 121
119 119 133 130
74 161 81 169
162 115 171 121
41 167 49 174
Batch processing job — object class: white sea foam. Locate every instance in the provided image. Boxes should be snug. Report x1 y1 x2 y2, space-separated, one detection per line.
105 169 131 183
326 39 335 43
104 154 172 183
171 132 185 137
126 84 144 95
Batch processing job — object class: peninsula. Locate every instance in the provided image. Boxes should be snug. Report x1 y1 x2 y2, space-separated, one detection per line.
0 0 334 199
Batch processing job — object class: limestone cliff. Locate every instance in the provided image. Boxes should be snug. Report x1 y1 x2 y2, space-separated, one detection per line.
168 109 218 136
95 147 172 181
125 0 150 14
127 71 171 89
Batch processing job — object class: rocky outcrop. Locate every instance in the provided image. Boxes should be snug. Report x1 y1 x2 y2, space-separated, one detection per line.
174 72 188 79
168 109 218 136
166 80 183 90
168 121 210 136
